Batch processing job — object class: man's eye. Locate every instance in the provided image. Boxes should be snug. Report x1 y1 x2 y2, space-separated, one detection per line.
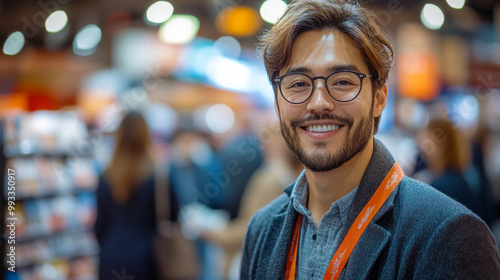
333 80 354 86
291 82 309 88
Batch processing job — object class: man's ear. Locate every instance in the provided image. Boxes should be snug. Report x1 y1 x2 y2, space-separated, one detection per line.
373 84 388 118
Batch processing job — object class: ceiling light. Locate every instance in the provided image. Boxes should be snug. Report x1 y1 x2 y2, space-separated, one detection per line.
3 31 25 55
73 24 102 56
45 10 68 33
146 1 174 24
420 4 445 30
158 15 199 44
216 6 262 37
446 0 465 9
205 104 235 134
260 0 287 24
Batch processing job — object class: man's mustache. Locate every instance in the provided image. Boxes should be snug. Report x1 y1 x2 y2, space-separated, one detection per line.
290 114 354 129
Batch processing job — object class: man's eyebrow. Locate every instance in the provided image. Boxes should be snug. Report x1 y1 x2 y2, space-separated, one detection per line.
283 64 361 76
283 67 311 75
327 65 361 73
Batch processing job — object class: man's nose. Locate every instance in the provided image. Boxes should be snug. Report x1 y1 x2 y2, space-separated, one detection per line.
306 79 335 114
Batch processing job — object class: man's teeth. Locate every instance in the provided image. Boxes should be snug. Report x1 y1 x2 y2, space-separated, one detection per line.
306 124 340 132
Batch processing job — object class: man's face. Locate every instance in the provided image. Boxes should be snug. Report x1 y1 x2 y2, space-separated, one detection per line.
275 29 386 172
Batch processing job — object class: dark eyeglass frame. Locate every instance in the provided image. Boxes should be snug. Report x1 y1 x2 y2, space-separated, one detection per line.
273 70 374 104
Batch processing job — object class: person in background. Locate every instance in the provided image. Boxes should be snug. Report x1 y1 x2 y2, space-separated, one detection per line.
419 118 496 227
168 129 228 280
217 111 265 220
470 122 498 219
94 111 177 280
201 120 303 279
169 130 224 210
168 120 263 280
241 0 500 279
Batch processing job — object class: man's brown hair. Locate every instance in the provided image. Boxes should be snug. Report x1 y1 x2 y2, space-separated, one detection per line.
258 0 394 132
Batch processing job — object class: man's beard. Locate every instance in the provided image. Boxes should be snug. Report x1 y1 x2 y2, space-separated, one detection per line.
280 107 373 172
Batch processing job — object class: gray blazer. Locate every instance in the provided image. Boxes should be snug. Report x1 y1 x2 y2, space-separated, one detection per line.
241 139 500 279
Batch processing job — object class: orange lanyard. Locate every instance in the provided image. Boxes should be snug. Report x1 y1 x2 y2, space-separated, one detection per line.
285 162 404 280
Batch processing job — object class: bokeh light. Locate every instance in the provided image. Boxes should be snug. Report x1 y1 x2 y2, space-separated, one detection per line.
206 56 252 92
146 1 174 24
158 15 200 44
3 31 25 55
216 6 262 37
45 10 68 33
448 94 480 129
73 24 102 56
446 0 465 9
260 0 287 24
421 4 445 30
213 36 241 58
205 104 235 133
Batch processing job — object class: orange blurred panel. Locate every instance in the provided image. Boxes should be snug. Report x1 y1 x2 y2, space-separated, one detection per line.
397 51 440 101
216 6 262 37
0 92 29 116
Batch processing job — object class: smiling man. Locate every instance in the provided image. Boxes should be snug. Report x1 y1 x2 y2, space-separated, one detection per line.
240 1 500 279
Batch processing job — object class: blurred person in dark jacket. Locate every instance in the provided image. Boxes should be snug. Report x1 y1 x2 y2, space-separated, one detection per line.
419 118 496 227
94 111 177 280
201 120 302 279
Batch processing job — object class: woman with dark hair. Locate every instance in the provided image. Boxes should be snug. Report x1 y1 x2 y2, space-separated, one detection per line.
94 111 172 280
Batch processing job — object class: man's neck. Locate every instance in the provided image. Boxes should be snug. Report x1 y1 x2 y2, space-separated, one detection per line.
305 139 374 226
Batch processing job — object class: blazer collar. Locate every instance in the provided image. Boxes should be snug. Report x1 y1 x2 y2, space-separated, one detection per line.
339 138 399 278
261 200 298 279
344 138 397 228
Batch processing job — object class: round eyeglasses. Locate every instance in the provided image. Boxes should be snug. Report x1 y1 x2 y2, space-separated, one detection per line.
273 70 373 104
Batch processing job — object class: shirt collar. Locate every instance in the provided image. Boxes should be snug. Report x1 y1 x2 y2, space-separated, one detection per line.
290 170 358 225
290 170 308 215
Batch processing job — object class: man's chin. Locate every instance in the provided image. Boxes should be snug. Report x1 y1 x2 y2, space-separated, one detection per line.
297 151 343 172
304 140 342 153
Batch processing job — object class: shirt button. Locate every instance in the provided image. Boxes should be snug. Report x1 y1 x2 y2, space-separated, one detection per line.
312 234 317 240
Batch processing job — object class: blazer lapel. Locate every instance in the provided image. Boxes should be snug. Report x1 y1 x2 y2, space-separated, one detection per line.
340 188 398 279
342 139 397 232
341 222 392 279
257 191 299 280
336 139 399 279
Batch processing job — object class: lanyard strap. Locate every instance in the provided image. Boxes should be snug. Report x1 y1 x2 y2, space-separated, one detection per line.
286 161 404 280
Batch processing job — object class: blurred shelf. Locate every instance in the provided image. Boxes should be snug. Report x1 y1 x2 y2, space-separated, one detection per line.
2 113 99 279
11 187 96 202
15 227 93 243
3 146 93 158
17 248 99 269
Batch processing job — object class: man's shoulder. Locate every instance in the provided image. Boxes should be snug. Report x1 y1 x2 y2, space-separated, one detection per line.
396 176 478 224
392 177 500 279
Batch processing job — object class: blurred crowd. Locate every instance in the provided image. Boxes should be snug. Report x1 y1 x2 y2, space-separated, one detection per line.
92 105 500 280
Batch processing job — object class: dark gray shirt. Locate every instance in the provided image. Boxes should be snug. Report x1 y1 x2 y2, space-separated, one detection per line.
290 171 358 279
